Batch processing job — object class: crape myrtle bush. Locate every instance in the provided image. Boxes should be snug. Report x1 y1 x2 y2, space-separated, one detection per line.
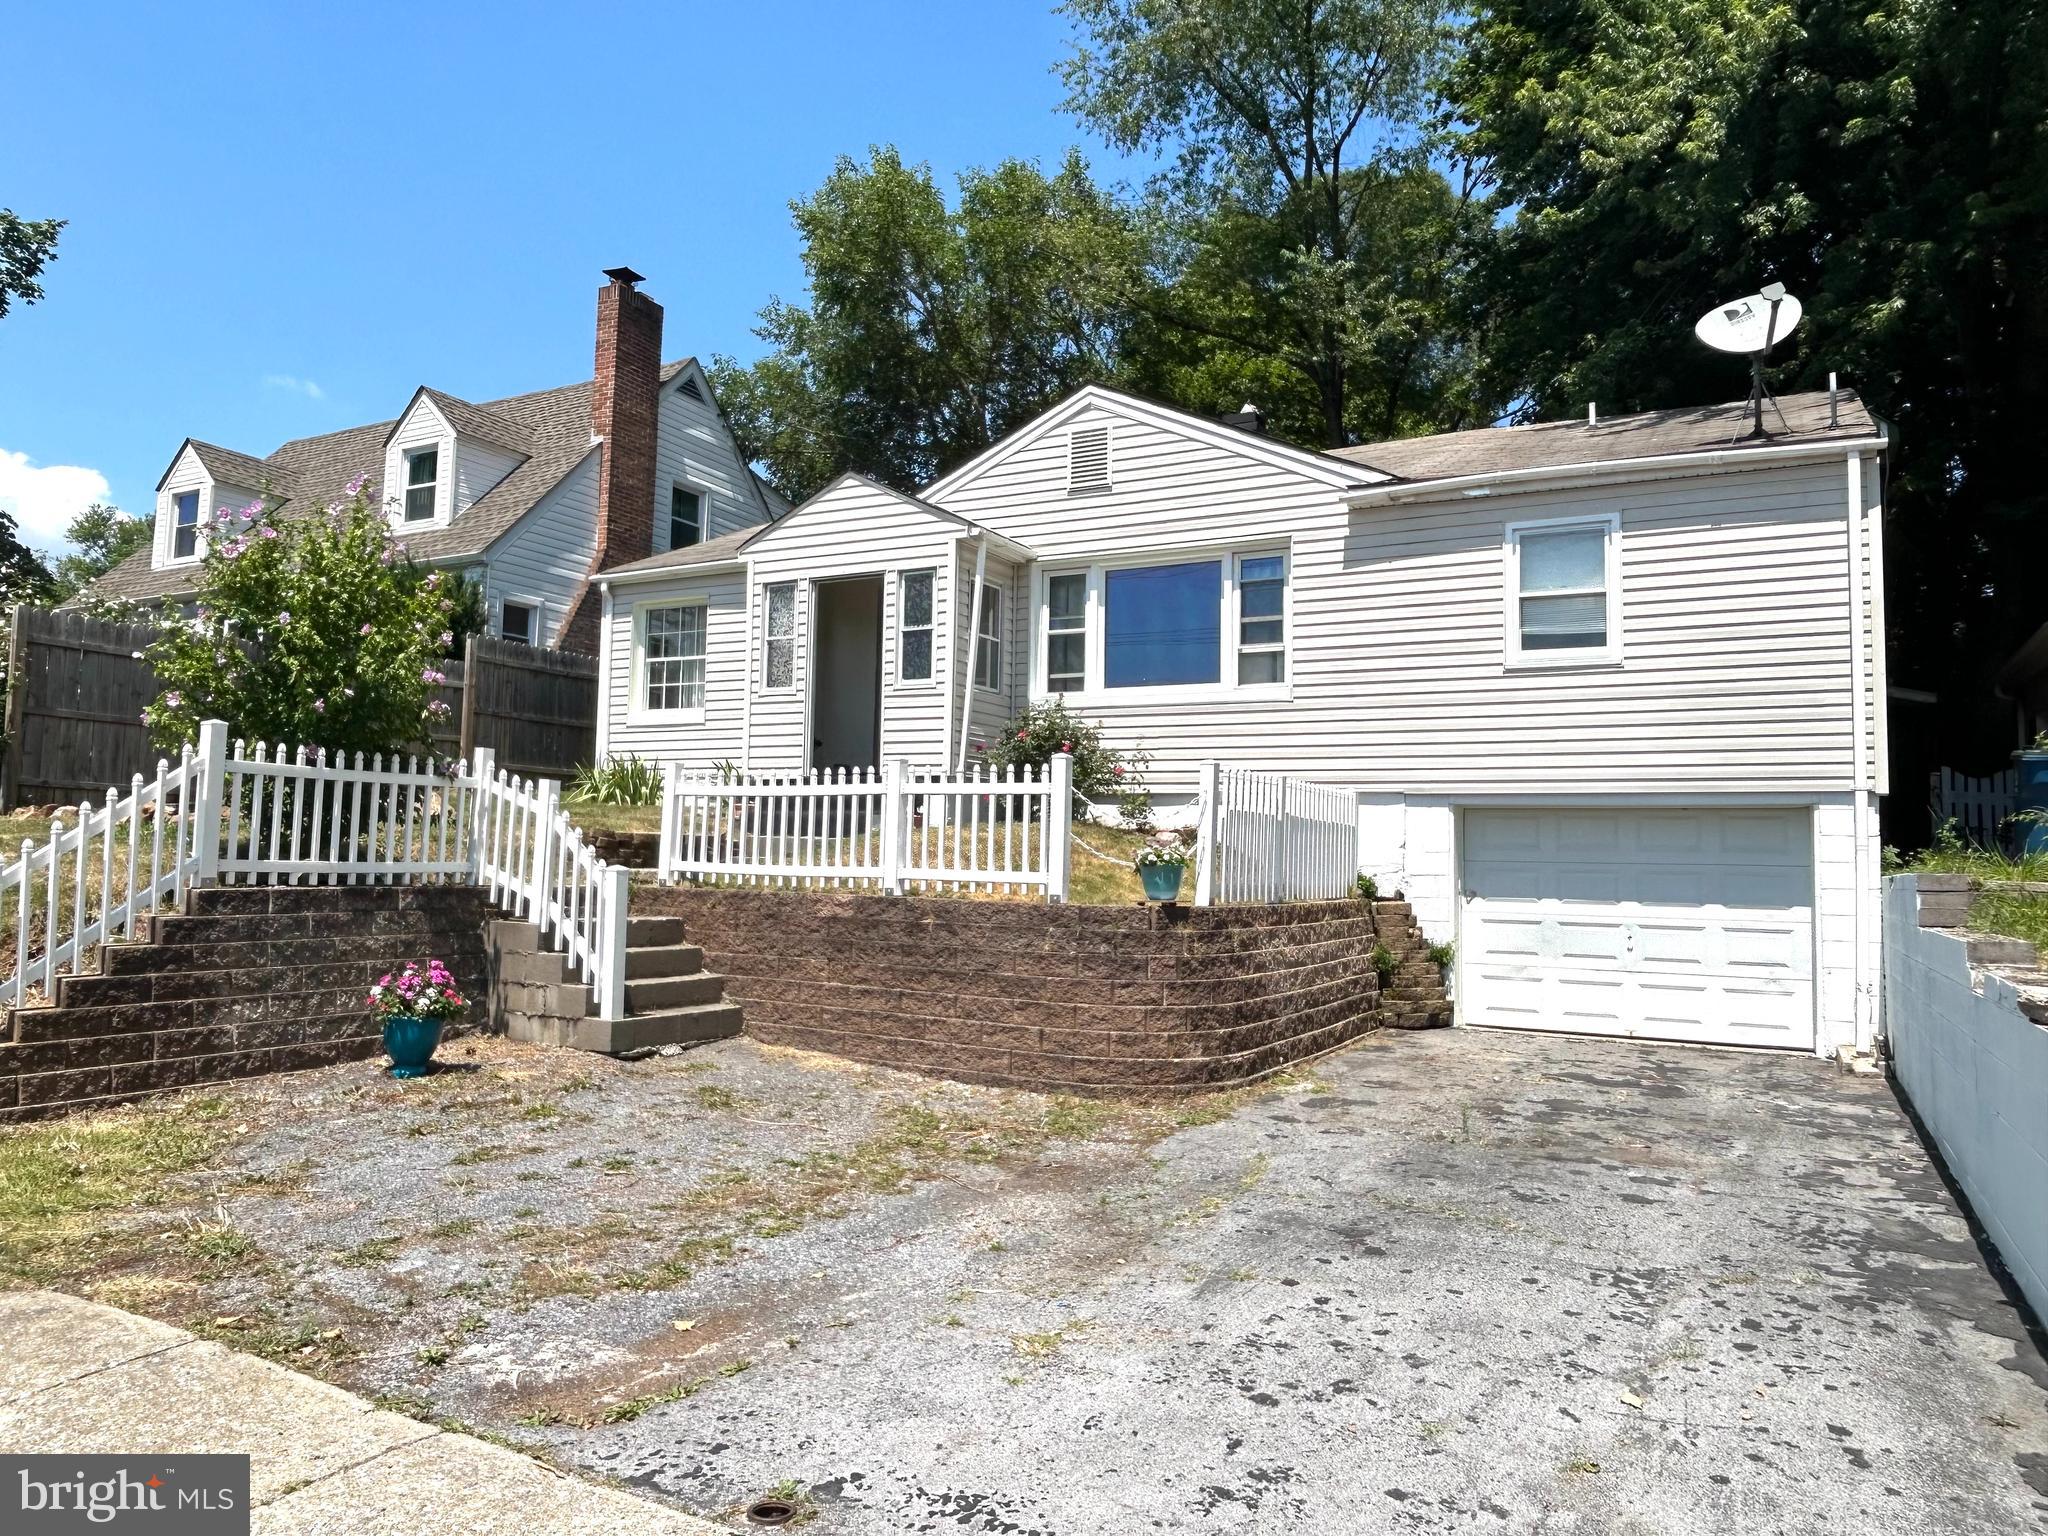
146 478 461 759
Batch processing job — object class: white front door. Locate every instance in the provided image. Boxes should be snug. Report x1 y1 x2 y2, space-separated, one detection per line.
1459 807 1816 1051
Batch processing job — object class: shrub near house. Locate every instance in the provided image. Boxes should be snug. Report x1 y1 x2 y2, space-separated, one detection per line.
146 480 461 756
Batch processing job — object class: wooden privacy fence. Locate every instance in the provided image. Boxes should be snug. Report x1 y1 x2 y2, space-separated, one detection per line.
1 607 161 810
1 608 598 809
0 720 629 1019
1929 767 2018 849
658 757 1075 900
1193 763 1359 905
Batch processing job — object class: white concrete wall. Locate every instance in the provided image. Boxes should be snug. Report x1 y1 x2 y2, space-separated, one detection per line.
1885 874 2048 1323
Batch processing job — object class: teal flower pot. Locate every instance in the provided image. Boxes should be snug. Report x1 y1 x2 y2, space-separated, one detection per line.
1139 863 1186 903
382 1015 444 1079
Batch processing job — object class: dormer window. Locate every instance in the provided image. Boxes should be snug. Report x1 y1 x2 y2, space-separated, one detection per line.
404 448 439 522
670 484 703 549
172 491 200 559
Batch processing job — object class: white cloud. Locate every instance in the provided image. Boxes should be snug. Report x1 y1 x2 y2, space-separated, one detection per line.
263 374 325 400
0 448 112 551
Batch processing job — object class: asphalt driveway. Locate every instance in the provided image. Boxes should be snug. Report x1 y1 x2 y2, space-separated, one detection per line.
14 1027 2045 1533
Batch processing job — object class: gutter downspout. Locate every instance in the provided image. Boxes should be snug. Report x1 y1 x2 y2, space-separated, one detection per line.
1845 451 1872 1058
955 533 989 776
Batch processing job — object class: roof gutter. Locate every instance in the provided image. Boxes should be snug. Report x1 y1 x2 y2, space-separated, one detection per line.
596 556 747 589
1342 434 1888 509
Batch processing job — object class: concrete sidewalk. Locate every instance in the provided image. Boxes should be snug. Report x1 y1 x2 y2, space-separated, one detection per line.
0 1291 723 1535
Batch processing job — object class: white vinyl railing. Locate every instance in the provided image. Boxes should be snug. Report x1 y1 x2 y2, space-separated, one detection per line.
0 720 629 1021
658 756 1073 901
1929 766 2017 849
473 761 628 1020
1193 762 1358 906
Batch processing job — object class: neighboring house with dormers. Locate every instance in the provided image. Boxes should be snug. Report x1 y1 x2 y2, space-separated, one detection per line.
595 382 1890 1066
82 269 784 651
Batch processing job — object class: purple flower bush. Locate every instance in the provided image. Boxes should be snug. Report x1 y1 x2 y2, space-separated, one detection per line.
145 484 473 757
367 958 469 1023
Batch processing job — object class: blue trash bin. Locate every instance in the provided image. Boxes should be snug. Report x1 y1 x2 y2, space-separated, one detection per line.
2014 750 2048 857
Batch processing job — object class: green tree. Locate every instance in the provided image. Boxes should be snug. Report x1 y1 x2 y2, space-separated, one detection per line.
147 484 461 757
50 503 150 601
1058 0 1498 446
1450 0 2048 810
0 210 64 321
710 148 1150 500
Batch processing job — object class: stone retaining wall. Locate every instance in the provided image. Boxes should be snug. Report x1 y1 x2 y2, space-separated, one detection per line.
633 887 1447 1094
0 886 492 1123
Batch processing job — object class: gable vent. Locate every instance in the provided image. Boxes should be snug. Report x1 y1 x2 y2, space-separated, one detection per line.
1067 424 1112 494
676 375 705 402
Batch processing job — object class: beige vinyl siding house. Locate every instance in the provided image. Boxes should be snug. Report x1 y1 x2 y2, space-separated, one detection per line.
595 383 1889 1064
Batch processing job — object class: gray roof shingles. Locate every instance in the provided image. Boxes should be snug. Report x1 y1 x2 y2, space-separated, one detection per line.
1329 389 1879 484
88 362 696 603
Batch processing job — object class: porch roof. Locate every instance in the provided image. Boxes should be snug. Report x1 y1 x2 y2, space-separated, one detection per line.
600 527 754 584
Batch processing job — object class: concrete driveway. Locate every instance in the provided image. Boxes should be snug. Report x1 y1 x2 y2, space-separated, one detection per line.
462 1028 2047 1534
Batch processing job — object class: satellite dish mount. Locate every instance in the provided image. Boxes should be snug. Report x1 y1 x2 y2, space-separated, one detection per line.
1693 283 1802 442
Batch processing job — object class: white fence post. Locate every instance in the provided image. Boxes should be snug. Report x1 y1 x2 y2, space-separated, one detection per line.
1047 752 1073 905
597 863 630 1021
880 758 906 896
530 778 559 929
1193 760 1219 907
468 746 495 879
192 719 228 886
658 760 679 886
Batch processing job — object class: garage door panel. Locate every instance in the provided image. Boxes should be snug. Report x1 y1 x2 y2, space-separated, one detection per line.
1461 808 1815 1052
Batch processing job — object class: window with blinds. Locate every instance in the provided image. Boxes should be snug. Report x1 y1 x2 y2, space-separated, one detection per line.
1067 424 1111 494
1508 517 1617 662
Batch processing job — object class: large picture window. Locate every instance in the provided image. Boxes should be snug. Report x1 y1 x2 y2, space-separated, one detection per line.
1104 560 1222 688
642 604 706 712
762 582 796 690
1507 516 1618 663
897 569 934 682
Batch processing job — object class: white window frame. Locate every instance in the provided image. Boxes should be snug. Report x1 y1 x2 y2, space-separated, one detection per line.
973 580 1004 693
760 581 798 694
499 596 542 647
403 447 441 523
1231 549 1289 686
667 477 710 551
893 567 937 688
1028 542 1293 706
629 597 709 724
1503 512 1622 669
1042 569 1088 695
169 488 202 562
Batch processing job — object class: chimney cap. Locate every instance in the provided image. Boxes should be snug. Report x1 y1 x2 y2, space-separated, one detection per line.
602 265 647 288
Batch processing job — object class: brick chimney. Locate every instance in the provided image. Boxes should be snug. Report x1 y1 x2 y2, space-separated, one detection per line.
559 266 662 652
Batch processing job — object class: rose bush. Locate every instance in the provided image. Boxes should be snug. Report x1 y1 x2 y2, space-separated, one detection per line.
979 698 1152 826
145 478 463 757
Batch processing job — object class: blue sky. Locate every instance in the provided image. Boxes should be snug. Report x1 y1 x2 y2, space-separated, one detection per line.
0 1 1134 553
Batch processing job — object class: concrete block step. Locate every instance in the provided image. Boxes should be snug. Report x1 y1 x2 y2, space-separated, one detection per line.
625 972 726 1012
627 915 687 948
624 943 704 980
605 1001 743 1051
1968 934 2038 968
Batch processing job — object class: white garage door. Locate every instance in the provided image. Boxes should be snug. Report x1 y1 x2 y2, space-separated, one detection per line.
1460 807 1815 1051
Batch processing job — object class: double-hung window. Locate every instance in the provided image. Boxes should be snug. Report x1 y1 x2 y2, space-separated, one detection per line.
1037 549 1290 697
897 568 934 683
974 582 1003 690
1506 515 1619 663
404 448 439 522
501 600 538 645
171 491 200 559
642 604 706 712
762 582 796 690
670 484 703 549
1044 572 1086 692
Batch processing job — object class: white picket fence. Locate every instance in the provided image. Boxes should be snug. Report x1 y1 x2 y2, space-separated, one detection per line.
658 756 1073 900
0 719 629 1019
1193 763 1359 905
1929 767 2018 849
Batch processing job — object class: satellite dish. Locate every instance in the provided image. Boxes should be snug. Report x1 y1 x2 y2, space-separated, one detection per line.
1695 283 1802 441
1694 287 1803 355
